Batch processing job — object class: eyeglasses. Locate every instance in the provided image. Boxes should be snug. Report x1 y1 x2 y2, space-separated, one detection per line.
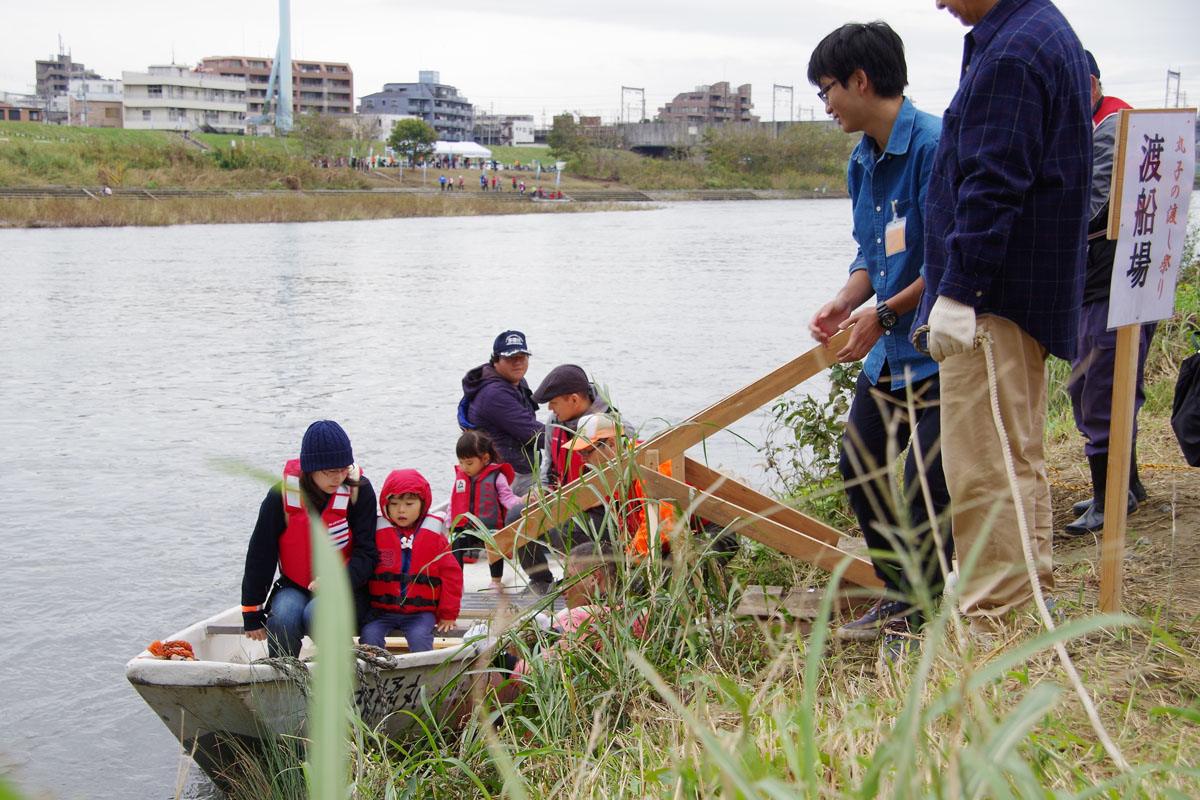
816 79 838 103
318 466 352 478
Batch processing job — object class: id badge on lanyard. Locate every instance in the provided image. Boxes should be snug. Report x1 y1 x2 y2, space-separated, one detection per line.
884 199 906 257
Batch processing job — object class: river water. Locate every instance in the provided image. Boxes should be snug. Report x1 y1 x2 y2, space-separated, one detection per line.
0 199 852 798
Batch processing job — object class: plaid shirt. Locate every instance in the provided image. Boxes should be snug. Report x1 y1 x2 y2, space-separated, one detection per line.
914 0 1092 360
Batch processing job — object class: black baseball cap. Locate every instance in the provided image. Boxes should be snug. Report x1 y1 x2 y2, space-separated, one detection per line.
493 330 531 358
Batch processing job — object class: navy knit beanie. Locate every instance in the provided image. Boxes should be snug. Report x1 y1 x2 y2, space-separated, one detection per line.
299 420 354 472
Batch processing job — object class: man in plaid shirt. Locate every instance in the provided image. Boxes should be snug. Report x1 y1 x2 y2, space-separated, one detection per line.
913 0 1092 636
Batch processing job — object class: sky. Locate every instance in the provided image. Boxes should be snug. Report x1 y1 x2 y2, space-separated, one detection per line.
5 1 1199 125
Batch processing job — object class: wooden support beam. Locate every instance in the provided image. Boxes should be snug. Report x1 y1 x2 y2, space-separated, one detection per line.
682 457 842 547
638 469 881 589
633 328 850 465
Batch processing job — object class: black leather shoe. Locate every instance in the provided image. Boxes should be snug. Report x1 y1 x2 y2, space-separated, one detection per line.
836 598 911 642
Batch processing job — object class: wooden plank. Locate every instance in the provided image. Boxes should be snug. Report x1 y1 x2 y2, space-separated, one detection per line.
639 469 881 589
735 585 824 619
1100 324 1140 612
633 328 850 465
682 457 842 547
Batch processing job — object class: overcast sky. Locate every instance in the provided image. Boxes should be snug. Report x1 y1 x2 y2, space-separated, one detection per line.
5 1 1198 124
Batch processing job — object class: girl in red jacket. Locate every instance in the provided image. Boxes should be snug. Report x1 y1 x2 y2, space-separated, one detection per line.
360 469 463 652
449 430 522 590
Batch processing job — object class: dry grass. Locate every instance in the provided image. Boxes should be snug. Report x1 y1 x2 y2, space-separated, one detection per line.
0 194 629 228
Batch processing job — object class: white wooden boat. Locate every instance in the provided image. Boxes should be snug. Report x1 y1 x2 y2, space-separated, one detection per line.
125 605 483 786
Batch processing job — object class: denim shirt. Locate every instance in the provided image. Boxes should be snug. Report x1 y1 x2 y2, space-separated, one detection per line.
847 97 941 389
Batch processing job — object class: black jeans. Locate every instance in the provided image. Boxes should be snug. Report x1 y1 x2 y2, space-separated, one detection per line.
838 370 953 600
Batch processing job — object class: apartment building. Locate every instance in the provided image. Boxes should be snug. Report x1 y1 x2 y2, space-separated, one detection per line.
657 81 757 124
35 53 100 98
198 57 354 116
358 71 474 141
122 65 246 133
474 114 534 146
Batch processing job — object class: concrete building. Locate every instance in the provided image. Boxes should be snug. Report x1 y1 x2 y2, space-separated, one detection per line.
122 65 247 133
0 100 43 122
657 81 757 124
474 114 534 146
198 56 354 116
66 78 124 128
358 71 474 142
35 52 100 98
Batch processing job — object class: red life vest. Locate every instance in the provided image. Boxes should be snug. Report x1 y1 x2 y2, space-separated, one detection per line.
549 424 586 488
369 510 459 616
1093 95 1131 127
449 461 515 531
277 458 356 588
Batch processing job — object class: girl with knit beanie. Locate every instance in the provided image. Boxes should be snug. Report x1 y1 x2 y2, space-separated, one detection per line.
240 420 379 658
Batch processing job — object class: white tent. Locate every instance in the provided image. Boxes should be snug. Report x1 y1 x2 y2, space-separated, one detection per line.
433 140 493 159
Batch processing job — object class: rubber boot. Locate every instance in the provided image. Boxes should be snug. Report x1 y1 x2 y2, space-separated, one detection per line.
1073 450 1145 515
1065 453 1135 535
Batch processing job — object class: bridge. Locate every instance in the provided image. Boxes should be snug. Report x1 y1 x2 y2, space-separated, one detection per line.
612 120 839 155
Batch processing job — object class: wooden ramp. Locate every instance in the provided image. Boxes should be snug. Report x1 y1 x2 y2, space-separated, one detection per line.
489 329 882 599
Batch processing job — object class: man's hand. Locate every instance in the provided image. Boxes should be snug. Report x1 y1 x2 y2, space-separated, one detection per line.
836 308 883 363
435 618 456 633
245 627 267 641
810 297 852 345
927 295 977 361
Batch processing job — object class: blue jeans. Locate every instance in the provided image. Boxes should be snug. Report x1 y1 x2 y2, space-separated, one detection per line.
265 586 315 658
360 611 437 652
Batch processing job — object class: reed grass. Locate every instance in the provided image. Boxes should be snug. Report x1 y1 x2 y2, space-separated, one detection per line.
0 194 627 228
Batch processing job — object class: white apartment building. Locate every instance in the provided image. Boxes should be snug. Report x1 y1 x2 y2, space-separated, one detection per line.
122 65 247 133
65 78 124 128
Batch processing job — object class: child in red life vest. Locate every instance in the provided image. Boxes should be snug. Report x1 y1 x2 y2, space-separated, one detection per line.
449 430 523 590
241 420 379 659
360 469 463 652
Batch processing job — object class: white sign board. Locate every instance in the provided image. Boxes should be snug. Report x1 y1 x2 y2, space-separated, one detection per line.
1107 108 1196 328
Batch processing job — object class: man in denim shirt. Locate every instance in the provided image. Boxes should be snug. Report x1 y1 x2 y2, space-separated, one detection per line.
914 0 1091 636
807 22 951 658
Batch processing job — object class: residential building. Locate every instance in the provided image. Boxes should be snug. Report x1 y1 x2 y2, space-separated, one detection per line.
66 78 123 128
0 101 43 122
122 65 247 133
35 52 100 98
474 114 533 146
657 81 757 124
358 71 474 141
198 56 353 117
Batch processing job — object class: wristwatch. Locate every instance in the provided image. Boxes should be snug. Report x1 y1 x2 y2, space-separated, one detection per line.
876 301 899 330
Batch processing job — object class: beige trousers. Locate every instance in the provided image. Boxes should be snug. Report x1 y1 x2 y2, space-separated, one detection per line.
939 315 1054 632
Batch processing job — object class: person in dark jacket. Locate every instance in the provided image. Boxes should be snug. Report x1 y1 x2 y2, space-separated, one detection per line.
459 330 545 495
241 420 379 658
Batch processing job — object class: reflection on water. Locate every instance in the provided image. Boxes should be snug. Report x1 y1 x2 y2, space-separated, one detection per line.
0 200 852 798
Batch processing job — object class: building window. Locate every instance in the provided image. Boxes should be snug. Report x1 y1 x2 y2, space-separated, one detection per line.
142 110 151 120
7 109 18 120
147 85 163 97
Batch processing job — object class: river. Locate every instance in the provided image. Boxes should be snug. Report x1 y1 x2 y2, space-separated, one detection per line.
0 199 853 798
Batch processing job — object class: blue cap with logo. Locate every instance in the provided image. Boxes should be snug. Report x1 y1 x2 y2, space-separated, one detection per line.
493 330 532 358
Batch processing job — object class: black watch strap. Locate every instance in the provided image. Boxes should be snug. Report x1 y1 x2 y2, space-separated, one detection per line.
877 301 899 329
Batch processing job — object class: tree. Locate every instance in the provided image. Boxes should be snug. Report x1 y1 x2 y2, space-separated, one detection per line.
291 113 344 159
547 113 591 160
388 118 438 162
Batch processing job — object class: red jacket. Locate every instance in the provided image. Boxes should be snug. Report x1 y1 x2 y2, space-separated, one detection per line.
449 461 515 531
369 469 463 621
1093 94 1131 126
278 458 355 588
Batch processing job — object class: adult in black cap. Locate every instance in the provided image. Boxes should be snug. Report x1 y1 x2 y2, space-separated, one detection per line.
240 420 379 658
1064 50 1151 534
532 364 619 490
459 330 545 495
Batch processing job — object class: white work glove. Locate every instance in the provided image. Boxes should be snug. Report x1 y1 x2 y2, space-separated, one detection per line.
927 295 977 362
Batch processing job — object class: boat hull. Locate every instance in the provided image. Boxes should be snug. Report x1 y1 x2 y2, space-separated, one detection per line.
126 606 479 786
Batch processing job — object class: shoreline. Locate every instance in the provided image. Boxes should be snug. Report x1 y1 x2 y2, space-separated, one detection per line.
0 187 848 229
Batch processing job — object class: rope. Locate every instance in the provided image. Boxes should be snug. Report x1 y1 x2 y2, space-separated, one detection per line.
978 329 1130 772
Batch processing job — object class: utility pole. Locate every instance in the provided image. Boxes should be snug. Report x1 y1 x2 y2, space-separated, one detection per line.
1166 69 1181 107
772 84 793 137
621 86 645 124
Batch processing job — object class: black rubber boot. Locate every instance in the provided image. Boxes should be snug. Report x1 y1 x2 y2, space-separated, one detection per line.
1072 450 1145 515
1065 453 1136 535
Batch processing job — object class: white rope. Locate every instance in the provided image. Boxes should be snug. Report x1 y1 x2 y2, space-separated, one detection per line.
977 330 1130 772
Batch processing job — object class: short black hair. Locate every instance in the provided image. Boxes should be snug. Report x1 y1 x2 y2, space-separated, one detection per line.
807 21 908 99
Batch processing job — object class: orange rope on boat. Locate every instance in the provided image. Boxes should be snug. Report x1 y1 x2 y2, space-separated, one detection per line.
147 639 196 660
